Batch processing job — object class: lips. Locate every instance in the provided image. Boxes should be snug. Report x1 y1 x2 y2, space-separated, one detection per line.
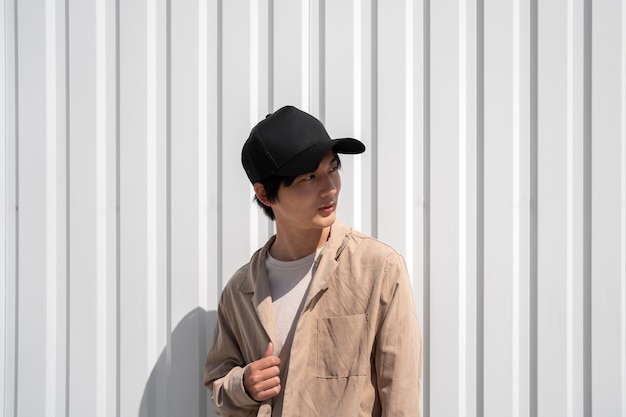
319 201 335 212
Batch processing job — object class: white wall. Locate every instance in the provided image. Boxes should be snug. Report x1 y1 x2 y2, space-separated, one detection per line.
2 0 625 416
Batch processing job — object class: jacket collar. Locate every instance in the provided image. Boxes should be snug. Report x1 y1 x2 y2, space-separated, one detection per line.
238 222 353 293
237 222 354 342
239 235 277 344
303 222 352 307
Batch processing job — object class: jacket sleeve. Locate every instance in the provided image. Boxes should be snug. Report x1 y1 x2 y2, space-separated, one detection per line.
204 297 261 416
375 253 423 417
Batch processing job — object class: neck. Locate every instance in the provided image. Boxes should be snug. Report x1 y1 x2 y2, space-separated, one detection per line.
269 225 331 261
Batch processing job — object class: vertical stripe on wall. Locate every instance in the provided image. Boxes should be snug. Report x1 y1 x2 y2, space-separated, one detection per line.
0 0 7 408
3 1 17 417
3 1 626 417
620 5 626 416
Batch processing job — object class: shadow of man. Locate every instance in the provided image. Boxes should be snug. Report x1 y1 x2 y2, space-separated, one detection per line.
139 307 218 417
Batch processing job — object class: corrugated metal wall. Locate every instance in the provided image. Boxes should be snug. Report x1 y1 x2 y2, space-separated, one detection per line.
2 0 625 416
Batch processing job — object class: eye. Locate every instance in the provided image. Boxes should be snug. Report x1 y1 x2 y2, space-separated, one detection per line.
301 174 315 182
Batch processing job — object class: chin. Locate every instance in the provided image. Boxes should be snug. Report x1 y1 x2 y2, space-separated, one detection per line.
317 213 337 228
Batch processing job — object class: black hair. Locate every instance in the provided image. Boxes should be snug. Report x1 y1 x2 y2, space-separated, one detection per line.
254 153 342 220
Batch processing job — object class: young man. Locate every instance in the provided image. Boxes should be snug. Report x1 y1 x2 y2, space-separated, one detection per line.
204 106 422 416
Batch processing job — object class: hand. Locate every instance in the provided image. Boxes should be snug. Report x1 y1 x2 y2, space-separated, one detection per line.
243 342 281 402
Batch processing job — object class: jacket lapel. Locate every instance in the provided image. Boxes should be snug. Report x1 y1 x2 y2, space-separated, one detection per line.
303 222 351 309
240 224 352 344
240 238 278 347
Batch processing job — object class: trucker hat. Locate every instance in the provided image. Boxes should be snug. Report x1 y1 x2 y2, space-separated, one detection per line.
241 105 366 183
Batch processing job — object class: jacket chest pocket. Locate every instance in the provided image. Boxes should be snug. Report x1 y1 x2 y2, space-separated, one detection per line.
316 314 369 378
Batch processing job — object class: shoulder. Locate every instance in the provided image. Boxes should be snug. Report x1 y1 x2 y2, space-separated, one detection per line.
342 228 404 263
348 229 395 250
332 227 409 286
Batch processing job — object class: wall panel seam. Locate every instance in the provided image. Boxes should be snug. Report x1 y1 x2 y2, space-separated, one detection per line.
476 1 484 416
12 0 20 414
405 0 414 277
216 0 223 291
353 0 362 231
422 0 430 416
371 0 378 238
529 1 539 416
64 0 70 414
565 2 576 415
318 0 325 121
268 0 274 112
114 0 121 414
582 1 592 415
513 0 522 415
45 1 59 415
621 0 626 413
198 0 209 311
249 0 259 254
458 1 468 416
95 0 108 415
165 0 173 415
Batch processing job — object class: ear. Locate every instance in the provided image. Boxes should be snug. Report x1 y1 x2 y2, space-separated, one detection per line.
253 183 273 207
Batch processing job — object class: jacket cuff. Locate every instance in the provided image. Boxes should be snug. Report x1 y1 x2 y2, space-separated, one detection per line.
225 365 260 407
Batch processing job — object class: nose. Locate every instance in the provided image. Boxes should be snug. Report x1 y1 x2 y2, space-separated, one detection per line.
320 173 339 197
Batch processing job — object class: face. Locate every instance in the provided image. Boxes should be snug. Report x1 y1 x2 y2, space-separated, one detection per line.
261 150 341 232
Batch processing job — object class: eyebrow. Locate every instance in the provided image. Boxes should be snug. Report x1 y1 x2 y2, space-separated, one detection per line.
324 155 340 170
299 154 340 177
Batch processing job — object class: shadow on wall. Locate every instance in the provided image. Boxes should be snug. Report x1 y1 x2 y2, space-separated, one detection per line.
139 307 218 417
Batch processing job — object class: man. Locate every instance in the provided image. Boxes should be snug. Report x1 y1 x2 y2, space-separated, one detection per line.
204 105 422 416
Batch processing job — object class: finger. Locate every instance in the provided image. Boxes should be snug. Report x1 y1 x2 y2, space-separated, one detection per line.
246 357 281 383
250 375 281 391
254 382 282 401
264 342 274 358
247 356 281 378
246 371 281 402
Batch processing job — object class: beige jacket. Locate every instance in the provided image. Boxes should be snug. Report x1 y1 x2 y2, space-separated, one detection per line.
204 223 422 417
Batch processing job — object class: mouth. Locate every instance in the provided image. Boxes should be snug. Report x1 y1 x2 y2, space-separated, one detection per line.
319 201 335 213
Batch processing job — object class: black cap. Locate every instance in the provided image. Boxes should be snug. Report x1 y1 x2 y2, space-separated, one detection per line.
241 105 366 183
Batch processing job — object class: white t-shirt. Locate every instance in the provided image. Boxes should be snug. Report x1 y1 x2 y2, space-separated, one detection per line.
265 250 318 354
265 250 320 416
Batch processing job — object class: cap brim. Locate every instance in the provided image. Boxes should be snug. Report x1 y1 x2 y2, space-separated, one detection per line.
331 137 366 155
272 138 365 178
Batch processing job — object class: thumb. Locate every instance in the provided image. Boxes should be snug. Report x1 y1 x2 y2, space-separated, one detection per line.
264 342 274 358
